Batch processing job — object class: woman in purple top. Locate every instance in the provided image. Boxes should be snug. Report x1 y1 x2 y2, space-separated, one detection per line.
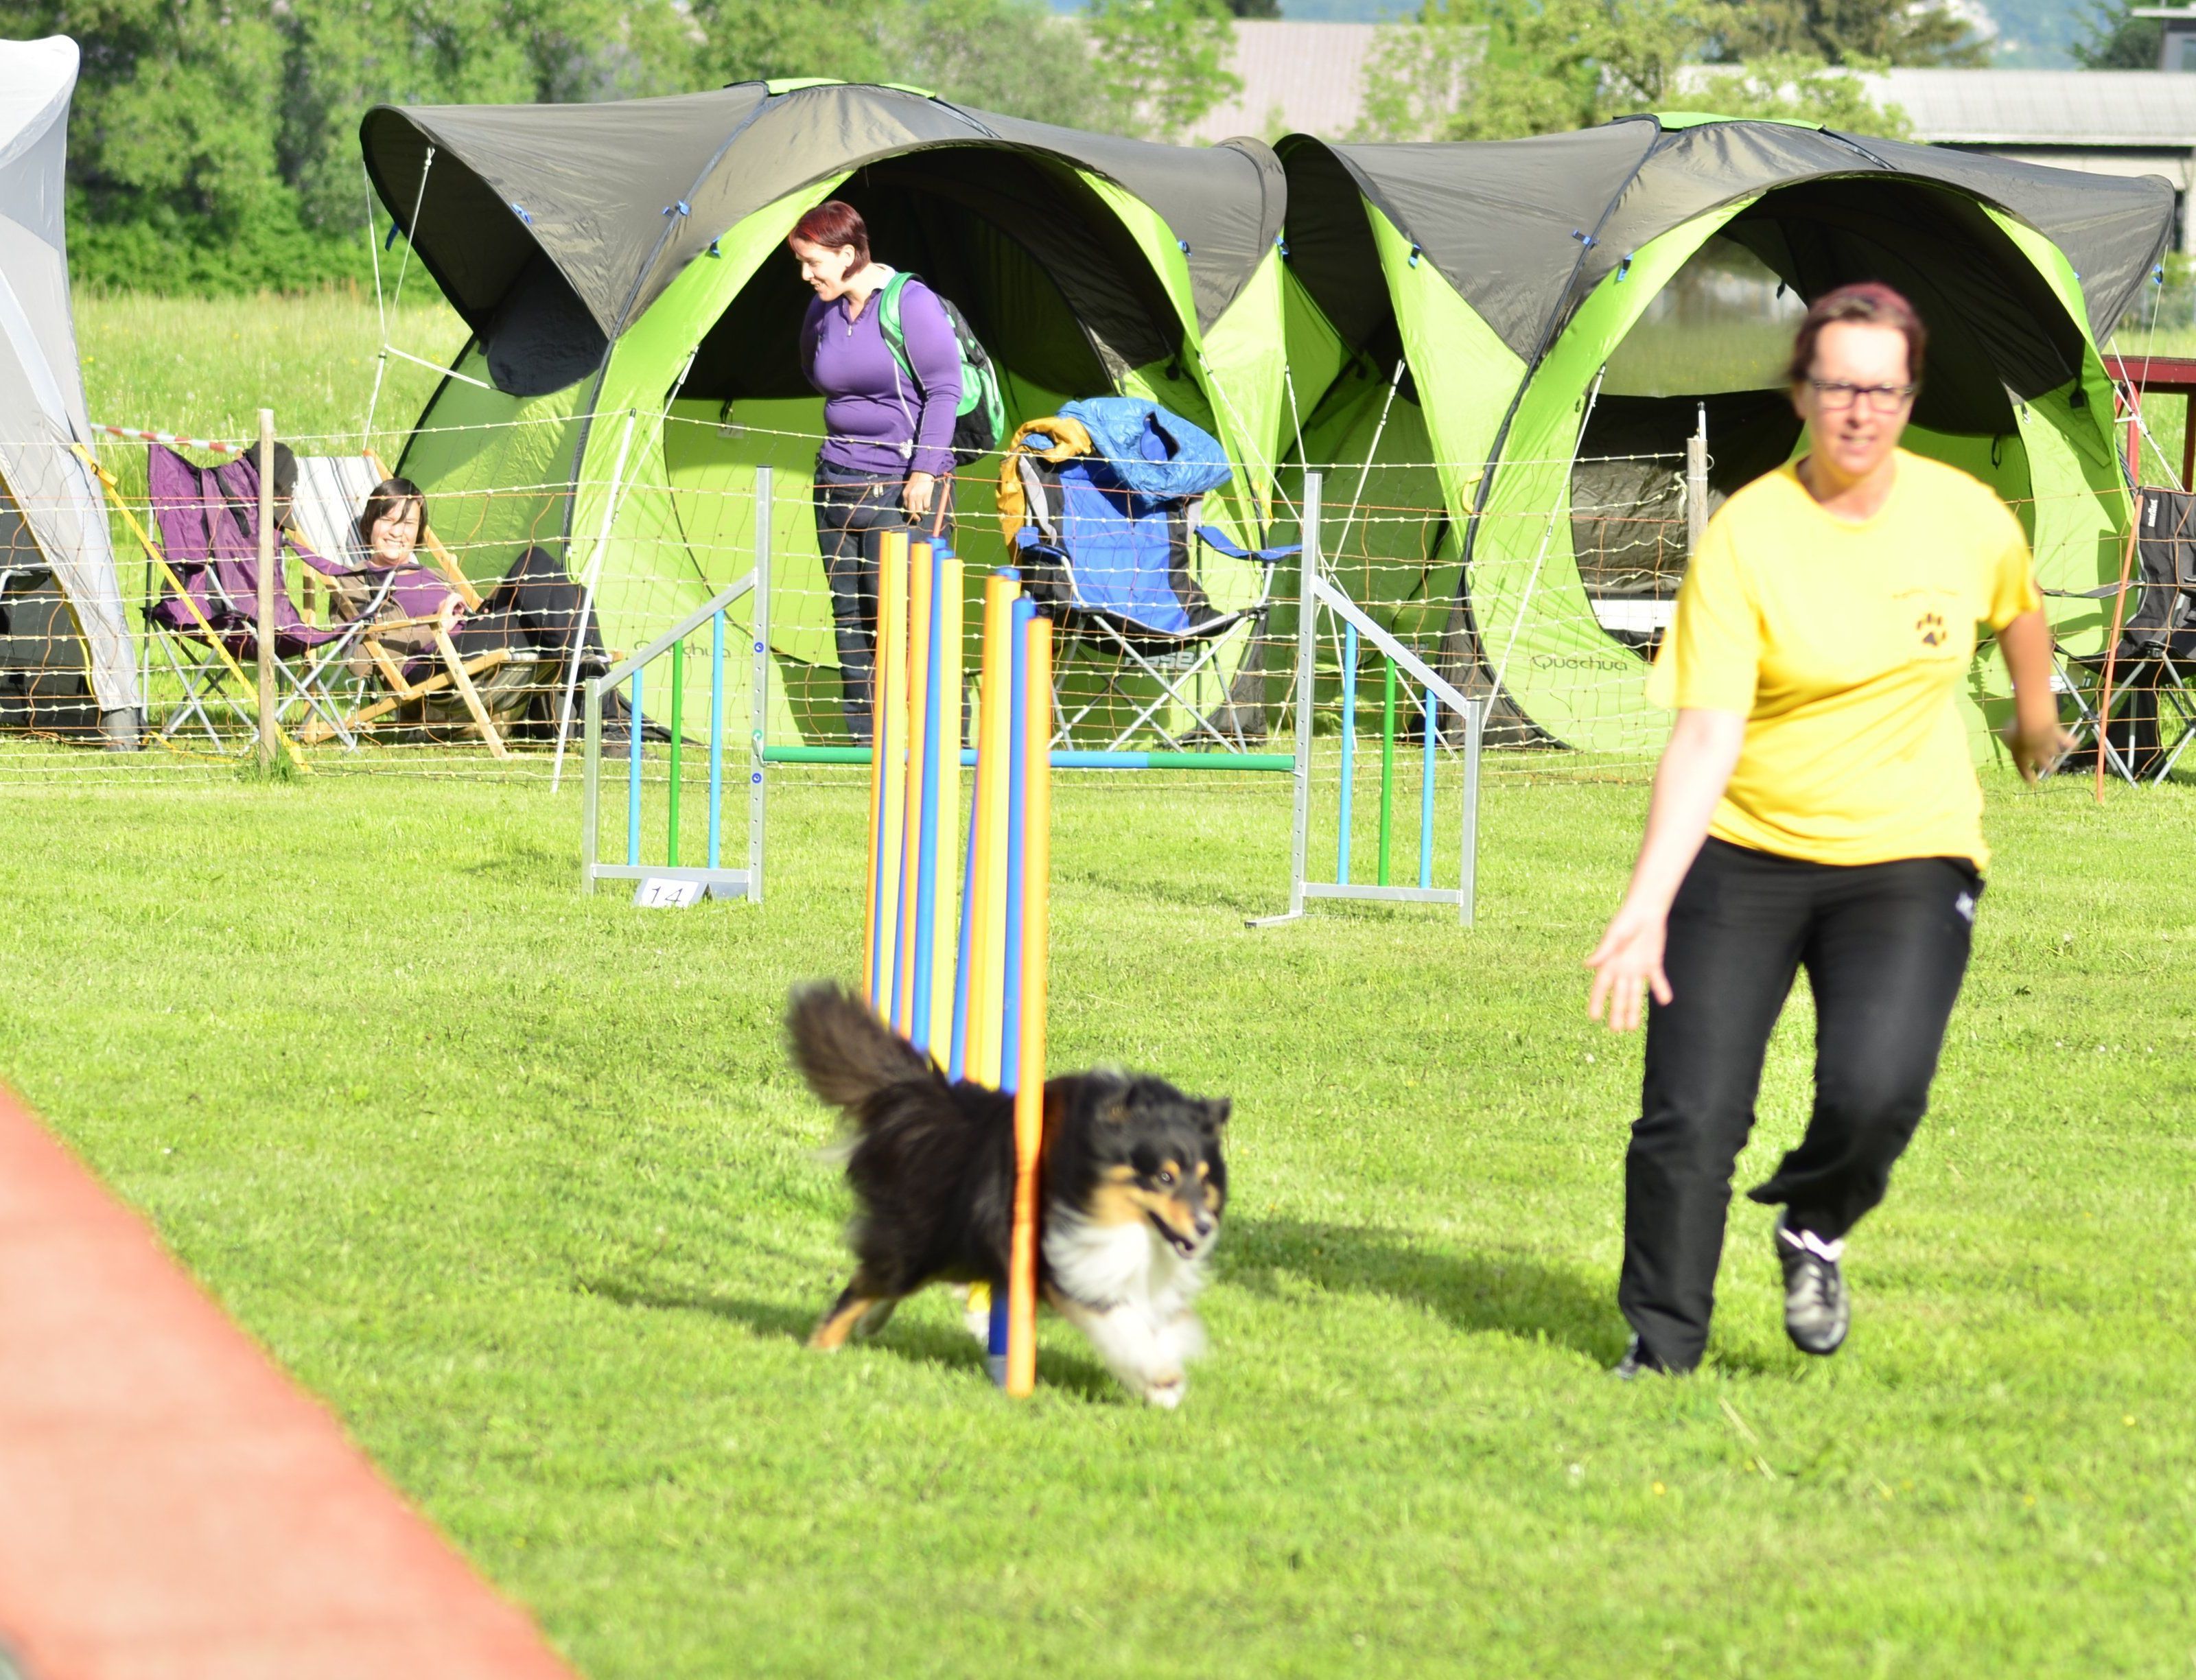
789 200 963 743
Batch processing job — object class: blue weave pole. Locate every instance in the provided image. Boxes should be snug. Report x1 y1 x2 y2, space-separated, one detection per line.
1338 620 1357 885
708 609 725 871
627 666 642 867
1420 687 1436 890
948 789 977 1083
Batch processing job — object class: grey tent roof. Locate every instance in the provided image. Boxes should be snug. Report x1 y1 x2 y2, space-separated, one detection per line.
361 82 1284 342
1280 116 2176 361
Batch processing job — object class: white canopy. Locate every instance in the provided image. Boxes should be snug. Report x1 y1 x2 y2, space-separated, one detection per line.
0 36 136 737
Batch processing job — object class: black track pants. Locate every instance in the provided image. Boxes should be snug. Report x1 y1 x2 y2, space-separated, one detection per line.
1619 838 1981 1371
813 465 955 745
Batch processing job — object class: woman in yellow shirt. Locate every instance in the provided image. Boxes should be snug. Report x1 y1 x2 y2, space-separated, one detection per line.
1585 283 2072 1377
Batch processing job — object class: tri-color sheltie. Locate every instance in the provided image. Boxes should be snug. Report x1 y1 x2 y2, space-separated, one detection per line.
786 981 1229 1408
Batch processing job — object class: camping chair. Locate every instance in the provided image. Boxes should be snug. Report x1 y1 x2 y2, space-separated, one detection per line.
1002 398 1296 752
140 445 395 750
280 453 545 760
2046 487 2196 784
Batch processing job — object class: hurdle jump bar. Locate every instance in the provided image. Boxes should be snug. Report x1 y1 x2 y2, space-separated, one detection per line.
580 467 772 901
1250 471 1486 929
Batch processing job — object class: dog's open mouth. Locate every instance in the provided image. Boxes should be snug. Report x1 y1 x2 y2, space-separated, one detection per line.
1149 1211 1200 1257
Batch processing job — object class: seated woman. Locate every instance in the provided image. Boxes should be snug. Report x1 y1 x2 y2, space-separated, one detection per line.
333 478 614 719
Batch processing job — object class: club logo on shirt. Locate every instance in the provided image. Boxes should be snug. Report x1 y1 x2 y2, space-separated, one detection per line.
1916 610 1947 648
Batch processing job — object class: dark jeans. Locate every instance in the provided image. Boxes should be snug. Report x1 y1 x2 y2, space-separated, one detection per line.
813 464 955 745
1620 839 1981 1371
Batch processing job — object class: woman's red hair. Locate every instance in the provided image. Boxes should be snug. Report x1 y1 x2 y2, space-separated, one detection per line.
1786 282 1926 386
790 200 869 264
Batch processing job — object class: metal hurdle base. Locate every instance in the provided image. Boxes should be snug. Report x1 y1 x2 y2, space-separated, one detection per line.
1250 483 1486 929
578 474 772 905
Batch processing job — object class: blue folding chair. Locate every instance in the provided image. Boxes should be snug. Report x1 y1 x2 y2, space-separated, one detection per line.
1009 398 1296 751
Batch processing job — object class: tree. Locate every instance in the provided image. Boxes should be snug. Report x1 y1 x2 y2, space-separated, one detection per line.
1086 0 1241 140
1355 0 1909 143
693 0 1136 132
3 0 696 291
2073 0 2165 67
9 0 1238 294
1705 0 1988 67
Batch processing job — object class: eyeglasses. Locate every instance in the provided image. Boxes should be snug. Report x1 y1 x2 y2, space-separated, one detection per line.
1808 380 1917 414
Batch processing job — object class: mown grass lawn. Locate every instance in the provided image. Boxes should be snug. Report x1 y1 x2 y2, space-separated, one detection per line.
2 759 2191 1678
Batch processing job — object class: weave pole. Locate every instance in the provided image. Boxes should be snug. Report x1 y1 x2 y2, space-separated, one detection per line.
1005 611 1053 1399
964 570 1020 1085
896 545 935 1038
926 548 964 1058
867 533 909 1014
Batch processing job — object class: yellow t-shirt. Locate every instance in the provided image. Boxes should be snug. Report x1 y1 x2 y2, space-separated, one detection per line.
1645 450 2042 869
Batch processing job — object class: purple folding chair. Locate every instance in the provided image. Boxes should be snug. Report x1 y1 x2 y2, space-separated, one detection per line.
144 445 396 749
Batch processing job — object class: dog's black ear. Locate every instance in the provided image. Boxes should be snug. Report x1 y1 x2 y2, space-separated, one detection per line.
1200 1097 1231 1131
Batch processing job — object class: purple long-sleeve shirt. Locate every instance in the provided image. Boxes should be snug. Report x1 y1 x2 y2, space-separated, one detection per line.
802 272 963 479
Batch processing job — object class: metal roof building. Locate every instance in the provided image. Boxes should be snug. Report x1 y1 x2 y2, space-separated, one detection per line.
1185 21 1379 145
1861 69 2196 247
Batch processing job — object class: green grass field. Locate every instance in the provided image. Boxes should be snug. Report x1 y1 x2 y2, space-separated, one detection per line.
3 762 2193 1678
25 287 2196 1676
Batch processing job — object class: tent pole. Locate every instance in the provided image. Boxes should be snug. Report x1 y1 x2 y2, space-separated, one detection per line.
364 145 434 452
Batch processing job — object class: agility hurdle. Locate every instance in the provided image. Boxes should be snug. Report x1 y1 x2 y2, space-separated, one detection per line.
579 468 772 904
1251 473 1486 929
864 541 1052 1397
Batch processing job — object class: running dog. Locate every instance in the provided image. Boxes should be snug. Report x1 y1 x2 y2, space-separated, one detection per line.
786 980 1228 1408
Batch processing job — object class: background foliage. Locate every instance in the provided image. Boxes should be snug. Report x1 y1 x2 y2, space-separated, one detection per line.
6 0 1237 295
1355 0 1952 141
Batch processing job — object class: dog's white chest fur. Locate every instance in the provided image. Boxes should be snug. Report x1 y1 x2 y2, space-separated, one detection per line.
1044 1213 1210 1407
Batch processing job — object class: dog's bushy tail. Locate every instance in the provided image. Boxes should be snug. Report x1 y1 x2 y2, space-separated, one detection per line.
786 980 934 1117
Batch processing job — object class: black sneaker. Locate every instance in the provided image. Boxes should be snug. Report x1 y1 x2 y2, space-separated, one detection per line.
1612 1335 1675 1379
1775 1220 1849 1355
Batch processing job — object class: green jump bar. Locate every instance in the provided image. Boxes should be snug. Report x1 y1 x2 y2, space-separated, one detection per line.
762 745 1295 771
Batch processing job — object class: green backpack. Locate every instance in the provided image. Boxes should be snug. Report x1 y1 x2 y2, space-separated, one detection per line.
877 270 1007 465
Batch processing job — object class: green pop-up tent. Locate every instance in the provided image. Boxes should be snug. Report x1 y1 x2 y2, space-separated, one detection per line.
1276 116 2176 757
360 80 1288 742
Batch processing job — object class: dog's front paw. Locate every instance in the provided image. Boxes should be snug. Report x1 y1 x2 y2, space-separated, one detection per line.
1141 1373 1187 1409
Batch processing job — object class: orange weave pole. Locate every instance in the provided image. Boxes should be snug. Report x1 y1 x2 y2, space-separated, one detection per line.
1005 615 1052 1399
2094 493 2140 805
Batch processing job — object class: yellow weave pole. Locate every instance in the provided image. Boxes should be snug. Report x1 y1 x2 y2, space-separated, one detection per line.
870 531 909 1017
896 544 933 1038
1005 614 1052 1399
926 545 963 1058
966 570 1020 1085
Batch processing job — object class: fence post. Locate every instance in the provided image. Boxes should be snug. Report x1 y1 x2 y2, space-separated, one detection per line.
581 677 602 892
1247 471 1318 928
255 408 276 769
1458 694 1484 927
749 465 771 902
1686 403 1708 557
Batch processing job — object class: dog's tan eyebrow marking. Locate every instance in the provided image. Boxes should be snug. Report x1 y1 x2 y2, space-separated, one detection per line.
1195 1160 1210 1178
1160 1158 1181 1178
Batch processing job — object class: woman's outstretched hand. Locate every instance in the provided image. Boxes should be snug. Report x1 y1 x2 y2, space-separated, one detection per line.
1586 896 1673 1033
903 471 937 520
